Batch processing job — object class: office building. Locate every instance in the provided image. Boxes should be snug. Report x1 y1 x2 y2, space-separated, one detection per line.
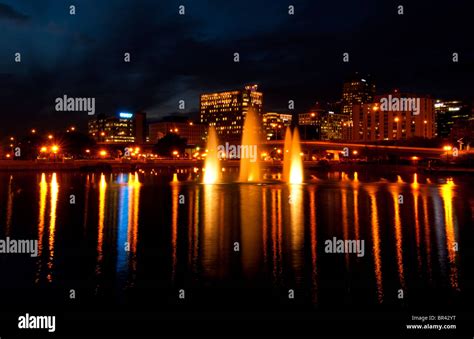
342 73 376 118
200 84 263 141
351 90 435 141
262 112 292 140
88 111 146 143
434 100 470 138
149 116 206 146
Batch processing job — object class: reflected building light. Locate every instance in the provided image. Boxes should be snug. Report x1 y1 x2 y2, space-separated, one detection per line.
440 179 459 290
422 192 433 282
5 175 13 236
171 179 179 280
366 186 383 303
309 186 318 303
47 173 59 283
412 181 422 274
391 189 406 289
35 173 48 283
96 173 107 276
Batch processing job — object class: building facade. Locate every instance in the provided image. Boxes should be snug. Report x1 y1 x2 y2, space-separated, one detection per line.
351 91 435 141
262 112 292 140
88 112 146 143
298 109 350 141
200 84 263 141
434 100 470 138
342 74 376 118
149 117 206 146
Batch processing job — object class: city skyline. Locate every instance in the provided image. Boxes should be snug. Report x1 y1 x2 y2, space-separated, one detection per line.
1 0 473 135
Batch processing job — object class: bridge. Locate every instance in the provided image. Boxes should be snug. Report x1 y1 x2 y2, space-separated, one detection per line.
262 140 471 158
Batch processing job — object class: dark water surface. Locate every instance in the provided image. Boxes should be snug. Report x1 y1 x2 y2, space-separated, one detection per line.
0 169 473 317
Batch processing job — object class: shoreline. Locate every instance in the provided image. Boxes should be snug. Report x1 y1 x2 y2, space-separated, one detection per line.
0 159 472 175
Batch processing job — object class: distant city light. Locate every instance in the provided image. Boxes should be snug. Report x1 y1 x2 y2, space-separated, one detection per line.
119 112 133 119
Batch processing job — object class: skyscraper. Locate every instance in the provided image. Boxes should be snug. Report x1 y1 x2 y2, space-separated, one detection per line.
434 100 470 138
88 111 146 143
262 112 292 140
351 90 435 141
342 73 376 118
200 84 263 141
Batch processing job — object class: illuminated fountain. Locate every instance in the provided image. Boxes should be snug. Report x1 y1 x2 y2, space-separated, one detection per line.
282 127 292 182
239 107 261 182
283 127 304 184
203 126 221 184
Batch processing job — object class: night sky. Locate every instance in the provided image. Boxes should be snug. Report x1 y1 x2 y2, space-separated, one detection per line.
0 0 472 135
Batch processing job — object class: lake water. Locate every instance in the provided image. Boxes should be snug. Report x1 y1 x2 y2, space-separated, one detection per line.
0 169 472 335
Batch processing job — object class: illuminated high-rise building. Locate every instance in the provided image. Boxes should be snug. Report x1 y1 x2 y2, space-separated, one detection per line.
351 90 435 141
298 103 351 141
434 100 470 138
342 73 376 118
200 84 263 141
88 111 146 143
262 112 292 140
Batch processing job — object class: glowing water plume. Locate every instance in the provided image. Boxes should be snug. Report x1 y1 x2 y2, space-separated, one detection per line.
239 107 261 182
282 127 292 182
203 126 220 184
289 128 303 184
172 173 179 183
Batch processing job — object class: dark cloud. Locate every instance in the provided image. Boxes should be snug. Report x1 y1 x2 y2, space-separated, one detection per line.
0 3 29 23
0 0 473 135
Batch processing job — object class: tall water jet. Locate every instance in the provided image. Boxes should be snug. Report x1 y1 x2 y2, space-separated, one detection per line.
282 127 292 182
203 126 220 184
239 107 261 182
289 128 303 184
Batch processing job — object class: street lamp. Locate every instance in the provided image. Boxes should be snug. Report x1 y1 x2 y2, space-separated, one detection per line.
443 145 452 161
